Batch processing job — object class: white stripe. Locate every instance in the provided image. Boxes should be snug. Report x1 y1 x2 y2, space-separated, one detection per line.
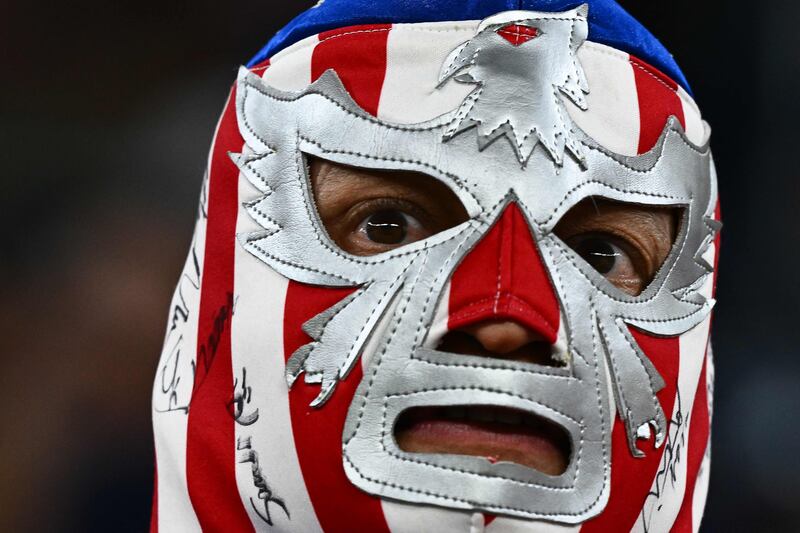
382 501 477 533
151 92 238 531
564 43 640 157
677 87 707 147
151 201 206 532
689 347 714 531
228 65 323 531
261 34 318 91
378 22 478 123
487 515 581 533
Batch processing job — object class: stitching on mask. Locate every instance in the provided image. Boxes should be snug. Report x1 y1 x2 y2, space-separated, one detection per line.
259 24 484 74
408 197 576 379
243 196 279 229
523 212 609 502
296 276 407 386
317 28 391 45
289 134 480 269
382 387 581 427
543 192 711 310
406 191 521 354
513 204 603 494
593 300 650 438
346 249 432 445
343 435 606 517
240 152 277 191
378 392 584 489
339 275 410 376
548 237 686 307
292 291 362 381
300 135 481 209
587 302 611 495
448 294 559 336
536 180 685 226
617 307 707 325
409 228 476 351
294 135 486 268
410 355 577 380
629 60 679 94
593 306 629 421
620 318 666 429
244 80 444 133
493 210 504 312
579 42 703 116
247 239 357 283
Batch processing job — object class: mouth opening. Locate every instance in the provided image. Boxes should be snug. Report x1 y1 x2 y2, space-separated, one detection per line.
394 405 572 476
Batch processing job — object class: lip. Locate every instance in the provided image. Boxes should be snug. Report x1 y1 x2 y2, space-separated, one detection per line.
394 405 571 476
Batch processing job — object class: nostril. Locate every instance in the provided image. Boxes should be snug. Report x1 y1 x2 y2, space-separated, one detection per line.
436 320 564 367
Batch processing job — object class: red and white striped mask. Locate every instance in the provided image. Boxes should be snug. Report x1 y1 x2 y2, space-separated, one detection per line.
152 7 719 532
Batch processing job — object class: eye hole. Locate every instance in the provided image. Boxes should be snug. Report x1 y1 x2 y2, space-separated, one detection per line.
310 157 469 256
554 197 682 296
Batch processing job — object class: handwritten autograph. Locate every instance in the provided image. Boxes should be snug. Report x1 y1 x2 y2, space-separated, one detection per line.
228 367 260 426
238 436 290 526
155 179 209 414
192 292 236 394
641 381 685 532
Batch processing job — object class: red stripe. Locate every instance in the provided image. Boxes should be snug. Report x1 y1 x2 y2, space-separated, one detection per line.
185 88 254 531
284 283 391 533
583 329 680 532
672 359 710 533
631 55 686 154
448 203 560 342
312 24 391 116
280 27 393 531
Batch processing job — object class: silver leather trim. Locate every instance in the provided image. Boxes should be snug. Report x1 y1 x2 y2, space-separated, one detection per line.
231 7 718 522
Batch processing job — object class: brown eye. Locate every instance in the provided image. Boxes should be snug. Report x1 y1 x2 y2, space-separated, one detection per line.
554 197 680 296
571 236 625 275
310 157 469 256
565 234 643 294
364 210 410 244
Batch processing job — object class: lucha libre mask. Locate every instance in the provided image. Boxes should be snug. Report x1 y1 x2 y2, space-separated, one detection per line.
151 2 720 532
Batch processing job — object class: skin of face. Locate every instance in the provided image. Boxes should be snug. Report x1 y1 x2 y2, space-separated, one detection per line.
309 157 678 474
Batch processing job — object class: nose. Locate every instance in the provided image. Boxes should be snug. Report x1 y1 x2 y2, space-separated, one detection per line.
463 320 540 354
437 319 560 367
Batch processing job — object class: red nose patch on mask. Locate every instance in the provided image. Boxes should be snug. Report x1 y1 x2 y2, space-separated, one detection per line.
497 24 539 46
449 202 560 342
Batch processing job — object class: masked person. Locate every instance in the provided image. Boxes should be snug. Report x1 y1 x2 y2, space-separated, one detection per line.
151 1 720 531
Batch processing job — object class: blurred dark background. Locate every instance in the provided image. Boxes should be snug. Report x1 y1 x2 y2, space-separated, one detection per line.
2 1 798 531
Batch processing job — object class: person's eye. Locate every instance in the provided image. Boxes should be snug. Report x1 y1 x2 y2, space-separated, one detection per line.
345 200 434 254
310 158 470 257
553 197 679 296
565 233 645 295
358 208 428 246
